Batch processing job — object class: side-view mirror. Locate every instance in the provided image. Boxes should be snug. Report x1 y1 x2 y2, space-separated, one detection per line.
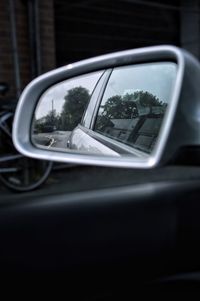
13 45 200 168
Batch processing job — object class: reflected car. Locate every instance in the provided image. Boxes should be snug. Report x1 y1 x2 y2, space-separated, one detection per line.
42 125 57 133
67 63 173 157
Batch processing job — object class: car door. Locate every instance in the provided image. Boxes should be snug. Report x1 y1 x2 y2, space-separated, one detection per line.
68 69 120 155
70 63 172 159
5 46 200 296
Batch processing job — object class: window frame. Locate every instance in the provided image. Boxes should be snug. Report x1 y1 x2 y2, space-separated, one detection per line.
80 69 112 129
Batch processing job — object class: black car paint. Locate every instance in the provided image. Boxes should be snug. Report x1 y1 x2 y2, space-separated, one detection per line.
1 164 200 296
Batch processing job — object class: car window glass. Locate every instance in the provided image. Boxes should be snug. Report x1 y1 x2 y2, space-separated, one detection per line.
33 71 103 134
94 62 176 153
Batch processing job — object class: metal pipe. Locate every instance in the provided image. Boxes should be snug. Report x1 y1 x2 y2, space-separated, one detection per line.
28 0 41 78
8 0 21 98
0 154 22 163
34 0 42 75
28 0 37 79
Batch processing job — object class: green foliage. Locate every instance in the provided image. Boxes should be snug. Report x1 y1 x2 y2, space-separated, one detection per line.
95 90 166 131
132 90 162 107
34 86 90 132
61 86 90 130
34 109 61 133
101 90 164 118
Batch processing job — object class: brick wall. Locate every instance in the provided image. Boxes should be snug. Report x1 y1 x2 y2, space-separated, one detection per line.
0 0 16 99
0 0 56 101
39 0 56 74
16 0 31 96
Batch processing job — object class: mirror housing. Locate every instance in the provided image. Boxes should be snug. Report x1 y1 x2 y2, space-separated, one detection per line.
13 45 200 168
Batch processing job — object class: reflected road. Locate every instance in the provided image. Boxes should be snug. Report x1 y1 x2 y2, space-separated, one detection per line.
33 131 71 149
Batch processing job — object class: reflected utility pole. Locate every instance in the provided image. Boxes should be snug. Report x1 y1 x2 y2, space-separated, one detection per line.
51 99 54 125
52 99 54 113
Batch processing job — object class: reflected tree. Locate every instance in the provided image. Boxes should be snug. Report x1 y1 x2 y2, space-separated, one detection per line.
95 90 166 131
61 86 90 130
34 87 90 133
100 90 164 119
45 109 58 126
34 108 61 133
132 90 163 114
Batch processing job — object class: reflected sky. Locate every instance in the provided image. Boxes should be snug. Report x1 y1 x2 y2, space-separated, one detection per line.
35 62 177 120
102 62 177 105
35 71 103 119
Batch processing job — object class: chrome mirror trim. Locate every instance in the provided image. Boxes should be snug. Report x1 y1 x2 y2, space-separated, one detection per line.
13 45 185 168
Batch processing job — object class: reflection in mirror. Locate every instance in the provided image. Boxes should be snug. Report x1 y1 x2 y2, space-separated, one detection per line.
32 71 103 149
32 62 177 157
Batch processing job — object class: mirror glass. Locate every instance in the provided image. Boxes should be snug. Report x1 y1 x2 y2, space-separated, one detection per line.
32 62 177 157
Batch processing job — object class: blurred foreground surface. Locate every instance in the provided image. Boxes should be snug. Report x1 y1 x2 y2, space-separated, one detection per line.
2 165 200 204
